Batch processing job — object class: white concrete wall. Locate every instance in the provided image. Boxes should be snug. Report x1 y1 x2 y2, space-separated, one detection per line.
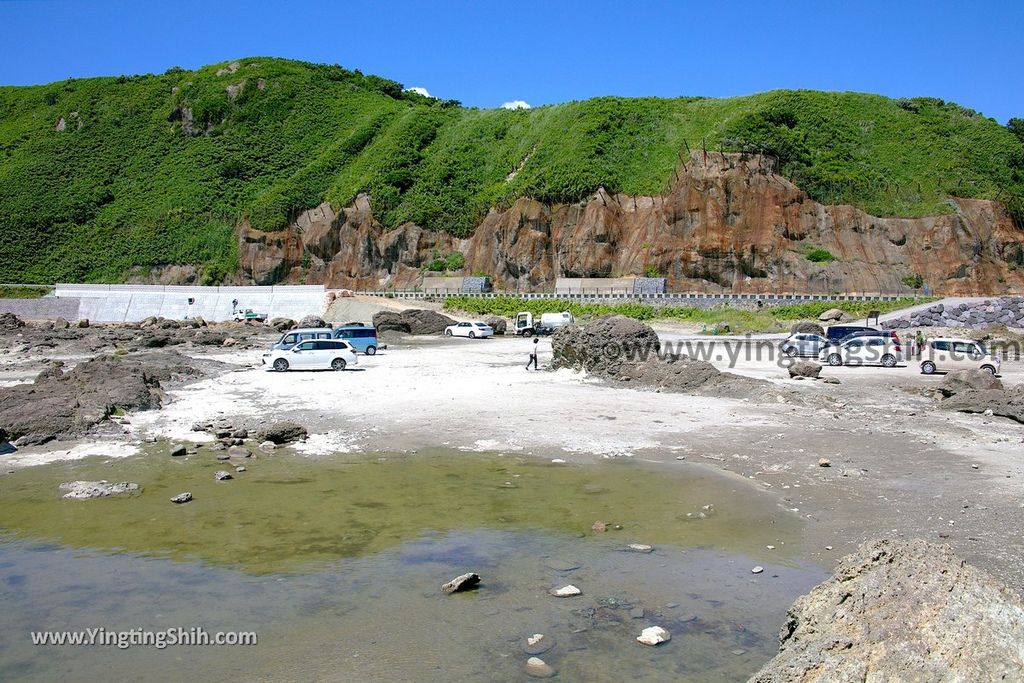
54 285 326 323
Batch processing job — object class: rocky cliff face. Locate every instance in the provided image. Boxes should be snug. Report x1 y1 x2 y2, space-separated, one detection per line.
237 152 1024 294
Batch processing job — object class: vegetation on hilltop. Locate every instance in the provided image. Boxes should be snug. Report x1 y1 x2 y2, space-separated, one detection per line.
0 57 1021 284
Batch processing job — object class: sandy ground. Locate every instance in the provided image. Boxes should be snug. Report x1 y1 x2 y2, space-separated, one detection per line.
3 327 1023 590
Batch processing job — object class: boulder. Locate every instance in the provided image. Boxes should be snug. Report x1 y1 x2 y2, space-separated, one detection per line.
297 315 328 328
401 309 456 335
214 470 233 481
484 315 507 335
372 311 411 334
750 538 1024 682
255 421 308 444
170 492 193 504
525 657 556 678
789 321 825 336
636 626 671 646
441 572 480 594
788 361 822 379
941 385 1024 424
817 308 846 322
268 317 296 332
939 369 1003 397
59 480 139 500
552 315 771 400
77 318 90 328
0 312 26 330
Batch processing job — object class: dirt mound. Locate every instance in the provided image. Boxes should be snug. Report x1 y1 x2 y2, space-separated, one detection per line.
749 538 1024 683
552 315 770 399
372 309 455 335
0 352 212 445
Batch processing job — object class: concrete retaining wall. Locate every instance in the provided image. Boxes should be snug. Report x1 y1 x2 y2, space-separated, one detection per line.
0 298 81 320
52 284 326 323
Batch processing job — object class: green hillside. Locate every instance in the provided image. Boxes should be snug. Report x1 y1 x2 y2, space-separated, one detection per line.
0 57 1021 284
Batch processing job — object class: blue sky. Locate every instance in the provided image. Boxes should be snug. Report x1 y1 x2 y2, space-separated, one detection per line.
1 0 1021 122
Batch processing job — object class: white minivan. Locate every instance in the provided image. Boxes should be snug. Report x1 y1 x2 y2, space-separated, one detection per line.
264 339 358 372
920 338 1000 375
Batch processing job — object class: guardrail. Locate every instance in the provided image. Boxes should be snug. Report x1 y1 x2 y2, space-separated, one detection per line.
343 290 904 302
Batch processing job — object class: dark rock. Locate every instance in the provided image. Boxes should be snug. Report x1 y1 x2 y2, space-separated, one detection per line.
0 352 205 445
402 309 456 335
788 361 822 379
441 572 480 594
484 316 507 335
939 369 1003 397
941 385 1024 424
255 421 308 445
297 315 328 328
372 311 410 334
749 538 1024 682
169 444 188 457
268 317 296 332
0 313 26 330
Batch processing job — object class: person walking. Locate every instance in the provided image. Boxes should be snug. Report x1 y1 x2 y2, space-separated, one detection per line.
525 336 539 370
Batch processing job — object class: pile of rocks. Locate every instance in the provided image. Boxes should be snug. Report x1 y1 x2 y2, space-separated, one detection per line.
884 298 1024 330
750 538 1024 682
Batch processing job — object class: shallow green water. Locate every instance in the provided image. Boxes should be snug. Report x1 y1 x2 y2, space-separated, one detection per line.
0 450 825 682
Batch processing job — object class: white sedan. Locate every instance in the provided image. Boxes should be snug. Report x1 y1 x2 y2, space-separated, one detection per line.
444 321 494 339
264 339 358 371
819 337 902 368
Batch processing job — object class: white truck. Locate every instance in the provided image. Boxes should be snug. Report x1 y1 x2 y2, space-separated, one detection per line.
513 311 575 336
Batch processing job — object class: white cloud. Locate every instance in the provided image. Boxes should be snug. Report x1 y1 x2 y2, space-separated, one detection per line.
501 100 531 110
405 86 432 98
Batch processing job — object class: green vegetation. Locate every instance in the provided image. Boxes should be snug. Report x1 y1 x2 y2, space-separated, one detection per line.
901 274 924 289
0 285 51 298
1 57 1021 284
804 246 838 263
425 250 465 272
443 296 931 333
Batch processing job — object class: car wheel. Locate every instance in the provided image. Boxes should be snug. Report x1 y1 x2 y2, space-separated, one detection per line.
921 361 936 375
365 345 377 356
827 353 843 366
273 358 289 372
784 346 798 357
881 354 897 368
981 364 996 376
331 358 347 371
468 331 476 339
444 330 452 337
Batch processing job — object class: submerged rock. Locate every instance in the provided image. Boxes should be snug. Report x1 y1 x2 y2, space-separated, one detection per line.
522 633 554 655
59 480 139 500
749 538 1024 682
214 470 233 481
525 656 556 678
441 572 480 594
636 625 671 646
170 492 193 504
550 585 581 597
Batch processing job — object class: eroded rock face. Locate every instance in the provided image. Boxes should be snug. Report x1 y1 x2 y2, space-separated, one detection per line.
237 153 1024 294
255 421 308 445
749 538 1024 683
371 309 455 335
941 385 1024 424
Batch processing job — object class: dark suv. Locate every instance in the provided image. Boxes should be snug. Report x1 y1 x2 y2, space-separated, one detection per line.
825 325 880 343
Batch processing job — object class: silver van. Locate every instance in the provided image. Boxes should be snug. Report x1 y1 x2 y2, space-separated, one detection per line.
270 327 334 351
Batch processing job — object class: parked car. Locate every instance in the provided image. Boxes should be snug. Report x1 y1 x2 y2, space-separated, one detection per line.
333 324 379 355
837 329 902 345
264 339 358 372
820 337 902 367
270 327 335 351
920 338 1000 375
444 321 494 338
780 333 830 357
824 325 880 343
